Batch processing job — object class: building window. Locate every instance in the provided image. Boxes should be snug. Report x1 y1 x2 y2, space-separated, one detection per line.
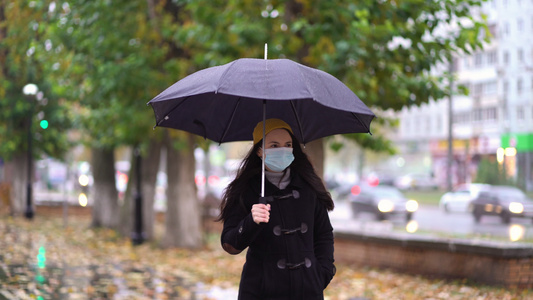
518 49 524 63
517 106 525 120
485 81 497 95
503 51 509 64
503 81 509 95
518 19 524 31
505 22 510 36
517 78 523 94
475 53 483 67
471 109 478 122
473 83 483 97
489 24 498 38
487 51 498 64
484 107 497 121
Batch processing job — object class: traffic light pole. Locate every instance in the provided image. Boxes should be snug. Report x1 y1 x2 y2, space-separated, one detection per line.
25 107 34 219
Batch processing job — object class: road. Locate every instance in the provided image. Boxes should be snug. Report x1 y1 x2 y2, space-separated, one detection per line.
329 200 533 242
35 190 533 242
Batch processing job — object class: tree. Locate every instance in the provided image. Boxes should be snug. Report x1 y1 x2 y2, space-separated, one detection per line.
173 0 488 175
47 0 205 248
0 0 71 215
13 0 488 250
475 157 512 186
45 0 168 229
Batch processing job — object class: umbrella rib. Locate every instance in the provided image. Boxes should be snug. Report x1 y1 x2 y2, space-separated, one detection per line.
218 97 242 144
352 112 373 135
155 97 190 128
289 100 306 144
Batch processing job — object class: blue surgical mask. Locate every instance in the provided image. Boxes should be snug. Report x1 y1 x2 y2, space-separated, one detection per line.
264 147 295 172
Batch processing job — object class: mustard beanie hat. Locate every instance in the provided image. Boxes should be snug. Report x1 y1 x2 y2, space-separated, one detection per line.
253 118 293 145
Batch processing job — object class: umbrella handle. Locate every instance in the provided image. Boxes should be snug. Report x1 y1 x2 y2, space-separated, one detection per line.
261 100 266 197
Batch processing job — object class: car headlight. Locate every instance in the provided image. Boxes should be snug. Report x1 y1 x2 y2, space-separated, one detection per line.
509 202 524 214
406 200 418 212
378 200 394 213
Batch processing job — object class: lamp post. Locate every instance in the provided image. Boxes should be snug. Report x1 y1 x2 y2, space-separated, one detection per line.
23 83 38 219
131 147 145 245
446 56 455 192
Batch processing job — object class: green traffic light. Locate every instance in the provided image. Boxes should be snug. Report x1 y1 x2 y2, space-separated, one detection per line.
37 246 46 268
40 120 49 129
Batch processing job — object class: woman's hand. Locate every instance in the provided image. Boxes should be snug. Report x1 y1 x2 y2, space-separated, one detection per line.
251 204 271 224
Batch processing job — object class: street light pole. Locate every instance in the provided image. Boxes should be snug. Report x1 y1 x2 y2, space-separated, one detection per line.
132 147 145 245
446 56 454 192
23 83 38 220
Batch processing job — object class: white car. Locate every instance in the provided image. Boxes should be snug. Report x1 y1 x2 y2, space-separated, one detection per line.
394 173 438 190
439 183 491 213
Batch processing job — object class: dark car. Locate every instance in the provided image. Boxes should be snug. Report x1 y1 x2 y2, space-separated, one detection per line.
471 186 533 224
349 185 418 221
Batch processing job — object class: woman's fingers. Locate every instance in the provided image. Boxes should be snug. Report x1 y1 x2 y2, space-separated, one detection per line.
252 204 271 224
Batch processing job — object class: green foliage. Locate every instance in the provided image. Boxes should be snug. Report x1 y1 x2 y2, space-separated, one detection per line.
475 157 513 185
0 1 72 161
174 0 488 153
1 0 490 161
45 0 170 149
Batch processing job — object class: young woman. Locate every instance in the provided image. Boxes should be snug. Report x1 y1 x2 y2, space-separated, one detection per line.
218 118 336 299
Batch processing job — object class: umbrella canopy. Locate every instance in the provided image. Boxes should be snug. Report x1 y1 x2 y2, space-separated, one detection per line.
148 58 375 145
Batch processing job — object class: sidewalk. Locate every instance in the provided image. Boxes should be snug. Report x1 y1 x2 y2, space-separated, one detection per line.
1 211 530 299
0 217 237 300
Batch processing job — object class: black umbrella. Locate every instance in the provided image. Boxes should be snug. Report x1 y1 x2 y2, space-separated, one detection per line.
148 57 375 196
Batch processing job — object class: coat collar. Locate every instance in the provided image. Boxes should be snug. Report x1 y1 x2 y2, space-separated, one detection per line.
250 169 306 196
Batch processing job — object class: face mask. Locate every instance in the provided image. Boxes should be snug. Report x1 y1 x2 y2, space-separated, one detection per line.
263 147 295 172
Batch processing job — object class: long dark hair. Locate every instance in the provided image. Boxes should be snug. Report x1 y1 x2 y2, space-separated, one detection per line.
217 131 334 222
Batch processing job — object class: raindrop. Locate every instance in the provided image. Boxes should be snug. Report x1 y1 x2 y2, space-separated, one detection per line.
280 23 288 31
270 10 279 18
49 2 56 13
261 10 269 18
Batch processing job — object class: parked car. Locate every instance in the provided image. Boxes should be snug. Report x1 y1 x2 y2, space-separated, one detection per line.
349 185 418 221
394 173 438 190
439 183 491 213
471 186 533 224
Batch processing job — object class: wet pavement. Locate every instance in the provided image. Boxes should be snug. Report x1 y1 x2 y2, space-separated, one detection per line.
0 219 238 300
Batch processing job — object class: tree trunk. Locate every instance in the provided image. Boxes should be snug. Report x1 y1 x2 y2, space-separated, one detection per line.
305 138 325 180
141 140 162 240
6 154 27 216
91 147 119 229
162 132 202 249
119 153 135 238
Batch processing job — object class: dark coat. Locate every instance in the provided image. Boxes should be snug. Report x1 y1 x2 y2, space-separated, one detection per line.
221 173 336 300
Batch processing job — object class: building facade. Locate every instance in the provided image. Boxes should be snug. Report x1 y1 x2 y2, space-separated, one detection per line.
394 0 533 190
